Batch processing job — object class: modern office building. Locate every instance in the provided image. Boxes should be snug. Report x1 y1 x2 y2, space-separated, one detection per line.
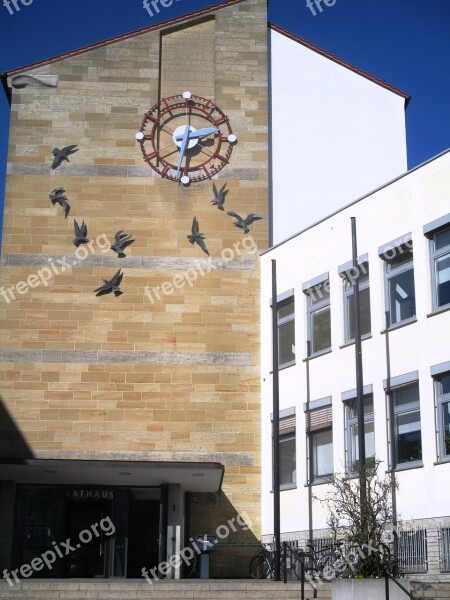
260 148 450 576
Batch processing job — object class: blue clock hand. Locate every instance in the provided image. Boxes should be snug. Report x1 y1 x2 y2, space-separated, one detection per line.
175 127 219 142
176 125 191 180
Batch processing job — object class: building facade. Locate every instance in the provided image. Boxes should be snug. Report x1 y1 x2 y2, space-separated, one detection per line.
1 0 445 584
261 149 450 576
0 0 269 580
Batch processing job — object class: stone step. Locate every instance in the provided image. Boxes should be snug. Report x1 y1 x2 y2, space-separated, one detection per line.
410 580 450 599
0 579 332 600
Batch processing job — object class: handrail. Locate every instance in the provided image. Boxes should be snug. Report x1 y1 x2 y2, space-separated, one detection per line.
282 543 306 599
384 571 416 600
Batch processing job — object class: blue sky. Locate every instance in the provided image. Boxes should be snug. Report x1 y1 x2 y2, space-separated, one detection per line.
0 0 449 250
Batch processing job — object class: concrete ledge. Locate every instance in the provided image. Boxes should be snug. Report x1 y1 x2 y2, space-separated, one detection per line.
0 349 252 367
1 254 256 271
2 449 255 467
332 578 410 600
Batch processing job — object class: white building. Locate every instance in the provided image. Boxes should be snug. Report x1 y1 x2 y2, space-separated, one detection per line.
269 25 409 245
260 147 450 575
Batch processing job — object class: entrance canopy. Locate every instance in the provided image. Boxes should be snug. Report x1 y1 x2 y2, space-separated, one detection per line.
0 458 224 492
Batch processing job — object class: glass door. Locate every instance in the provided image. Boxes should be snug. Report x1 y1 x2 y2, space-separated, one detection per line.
65 501 111 577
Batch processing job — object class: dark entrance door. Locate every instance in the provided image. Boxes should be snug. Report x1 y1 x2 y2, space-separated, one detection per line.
65 501 111 577
127 496 160 578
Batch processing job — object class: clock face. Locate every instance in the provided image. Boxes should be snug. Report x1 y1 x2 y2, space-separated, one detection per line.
135 92 236 184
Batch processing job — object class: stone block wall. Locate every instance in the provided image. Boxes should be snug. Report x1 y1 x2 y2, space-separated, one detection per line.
0 0 269 565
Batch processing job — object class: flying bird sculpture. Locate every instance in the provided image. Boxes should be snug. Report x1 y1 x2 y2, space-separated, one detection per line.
73 219 88 247
210 182 228 211
187 217 209 256
49 187 70 218
227 211 263 234
51 144 79 170
94 269 123 296
110 230 134 257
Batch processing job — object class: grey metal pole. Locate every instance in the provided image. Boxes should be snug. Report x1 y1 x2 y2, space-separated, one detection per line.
271 259 281 580
385 310 399 571
306 340 313 547
351 217 367 526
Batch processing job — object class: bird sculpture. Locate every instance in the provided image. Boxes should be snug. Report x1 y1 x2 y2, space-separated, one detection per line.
187 217 209 255
51 144 79 170
94 269 123 296
73 220 88 247
49 187 70 218
110 230 134 257
227 211 263 234
210 182 228 211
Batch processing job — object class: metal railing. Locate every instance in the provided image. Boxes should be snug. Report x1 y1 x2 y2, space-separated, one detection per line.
398 528 428 573
439 526 450 573
280 541 421 600
384 571 416 600
282 543 308 600
312 535 333 554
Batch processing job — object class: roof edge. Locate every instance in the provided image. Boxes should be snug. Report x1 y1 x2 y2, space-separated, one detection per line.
5 0 243 77
263 147 450 255
268 23 411 107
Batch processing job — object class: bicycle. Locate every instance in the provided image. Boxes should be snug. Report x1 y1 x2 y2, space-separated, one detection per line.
292 542 340 581
249 543 285 579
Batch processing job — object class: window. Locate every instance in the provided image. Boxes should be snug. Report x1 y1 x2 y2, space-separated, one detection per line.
304 279 331 355
435 372 450 461
280 432 296 487
305 398 333 483
381 242 416 325
277 296 295 367
346 394 375 472
342 263 371 342
424 216 450 310
431 227 450 309
311 429 333 481
391 382 422 466
272 412 296 489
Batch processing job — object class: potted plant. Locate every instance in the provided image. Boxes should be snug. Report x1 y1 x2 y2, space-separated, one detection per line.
318 459 412 599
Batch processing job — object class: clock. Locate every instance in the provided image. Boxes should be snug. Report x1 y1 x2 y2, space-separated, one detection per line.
135 91 237 184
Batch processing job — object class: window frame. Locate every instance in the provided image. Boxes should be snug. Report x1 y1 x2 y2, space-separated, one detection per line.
341 262 371 343
276 295 295 369
429 226 450 311
388 381 423 469
304 396 333 484
381 243 416 327
308 427 333 484
304 277 331 357
434 372 450 462
271 410 297 491
345 393 375 474
278 430 297 489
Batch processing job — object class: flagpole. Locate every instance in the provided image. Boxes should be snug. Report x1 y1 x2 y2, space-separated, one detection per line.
271 259 281 580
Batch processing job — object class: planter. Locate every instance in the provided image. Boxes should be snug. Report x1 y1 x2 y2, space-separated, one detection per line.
332 578 411 600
